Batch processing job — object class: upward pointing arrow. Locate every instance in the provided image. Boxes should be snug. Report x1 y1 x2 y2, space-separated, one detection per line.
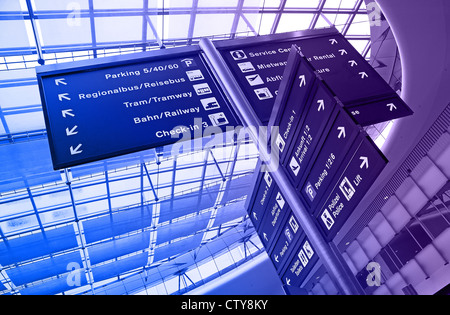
337 127 346 139
253 212 258 221
317 99 325 112
263 233 268 242
387 103 397 111
348 60 358 67
360 156 369 169
55 78 67 86
299 75 306 87
339 49 348 56
359 72 369 79
329 38 338 45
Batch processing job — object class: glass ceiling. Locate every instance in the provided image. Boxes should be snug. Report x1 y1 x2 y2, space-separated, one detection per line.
0 0 395 295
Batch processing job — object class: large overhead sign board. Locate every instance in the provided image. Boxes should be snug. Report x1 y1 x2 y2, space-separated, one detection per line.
216 28 413 126
37 46 240 170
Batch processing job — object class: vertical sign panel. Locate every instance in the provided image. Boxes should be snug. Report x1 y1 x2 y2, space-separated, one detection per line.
316 134 388 240
270 211 303 272
274 55 317 165
37 48 239 170
285 82 338 185
258 189 289 249
281 236 319 288
299 109 360 213
248 171 276 229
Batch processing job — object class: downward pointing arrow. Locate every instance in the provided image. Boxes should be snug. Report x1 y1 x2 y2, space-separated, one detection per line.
70 144 83 155
58 93 71 101
387 103 397 111
62 109 75 118
339 49 348 56
360 156 369 169
55 78 67 86
359 72 369 79
317 99 325 112
338 127 346 139
348 60 358 67
66 125 78 136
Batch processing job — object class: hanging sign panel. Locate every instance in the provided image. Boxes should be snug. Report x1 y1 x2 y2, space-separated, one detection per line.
37 47 240 170
215 28 412 126
315 134 388 240
269 210 304 273
281 235 319 288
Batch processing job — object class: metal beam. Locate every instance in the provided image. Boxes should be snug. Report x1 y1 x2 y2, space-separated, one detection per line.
230 0 245 39
24 0 44 65
187 0 199 45
88 0 98 58
270 0 287 34
64 169 96 295
342 0 364 35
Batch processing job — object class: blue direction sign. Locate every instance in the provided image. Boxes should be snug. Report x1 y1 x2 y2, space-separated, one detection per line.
284 80 338 185
281 235 319 288
316 134 388 240
273 50 317 165
298 108 360 213
37 47 239 170
257 189 289 249
247 171 276 230
216 29 412 126
269 211 303 272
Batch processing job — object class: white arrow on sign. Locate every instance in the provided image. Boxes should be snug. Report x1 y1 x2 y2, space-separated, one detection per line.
263 233 268 242
70 144 83 156
62 109 75 118
286 278 291 286
299 75 306 87
348 60 358 67
58 93 71 101
387 103 397 111
317 99 325 112
275 255 279 263
360 156 369 169
66 125 78 136
339 49 348 56
359 72 369 79
253 212 258 221
55 78 67 86
337 126 346 139
329 38 338 45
